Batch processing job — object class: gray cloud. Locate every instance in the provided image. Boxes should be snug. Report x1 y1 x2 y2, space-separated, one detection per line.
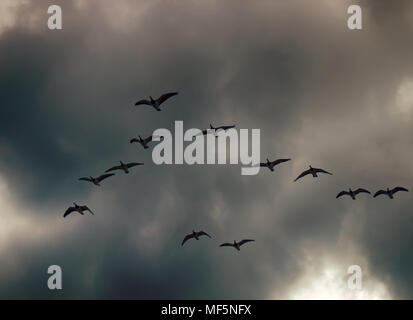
0 0 412 299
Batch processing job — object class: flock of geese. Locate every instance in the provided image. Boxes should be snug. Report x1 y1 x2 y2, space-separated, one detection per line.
63 91 409 251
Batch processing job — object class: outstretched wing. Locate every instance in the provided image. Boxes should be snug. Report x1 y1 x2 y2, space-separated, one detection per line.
96 173 115 183
294 169 311 182
81 205 94 215
143 136 153 144
315 168 332 175
354 188 371 195
216 125 236 131
126 162 144 169
157 92 178 105
272 158 291 166
181 234 195 246
105 165 121 173
259 163 269 167
336 191 349 198
79 177 93 182
130 138 139 144
135 99 152 106
392 186 408 194
63 206 76 218
197 231 211 238
238 239 255 247
374 190 387 198
219 243 235 247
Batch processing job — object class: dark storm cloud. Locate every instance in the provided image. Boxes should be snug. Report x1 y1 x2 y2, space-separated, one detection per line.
0 0 412 299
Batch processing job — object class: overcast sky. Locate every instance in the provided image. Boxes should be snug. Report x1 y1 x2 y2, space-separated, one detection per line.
0 0 412 299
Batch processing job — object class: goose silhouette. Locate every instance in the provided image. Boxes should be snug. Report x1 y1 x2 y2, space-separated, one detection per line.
374 187 408 199
260 158 291 172
181 230 211 246
336 188 371 200
130 135 153 149
105 161 144 174
134 92 178 111
212 124 236 133
294 165 332 182
199 124 236 137
78 173 115 186
219 239 254 251
64 203 94 218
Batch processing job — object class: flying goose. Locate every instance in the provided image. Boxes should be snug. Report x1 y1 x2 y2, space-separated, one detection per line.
374 187 408 199
199 124 236 137
219 239 255 251
212 124 236 132
260 158 291 172
105 161 144 174
336 188 371 200
78 173 115 186
64 203 94 218
294 165 332 182
134 92 178 111
181 230 212 246
130 135 153 149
